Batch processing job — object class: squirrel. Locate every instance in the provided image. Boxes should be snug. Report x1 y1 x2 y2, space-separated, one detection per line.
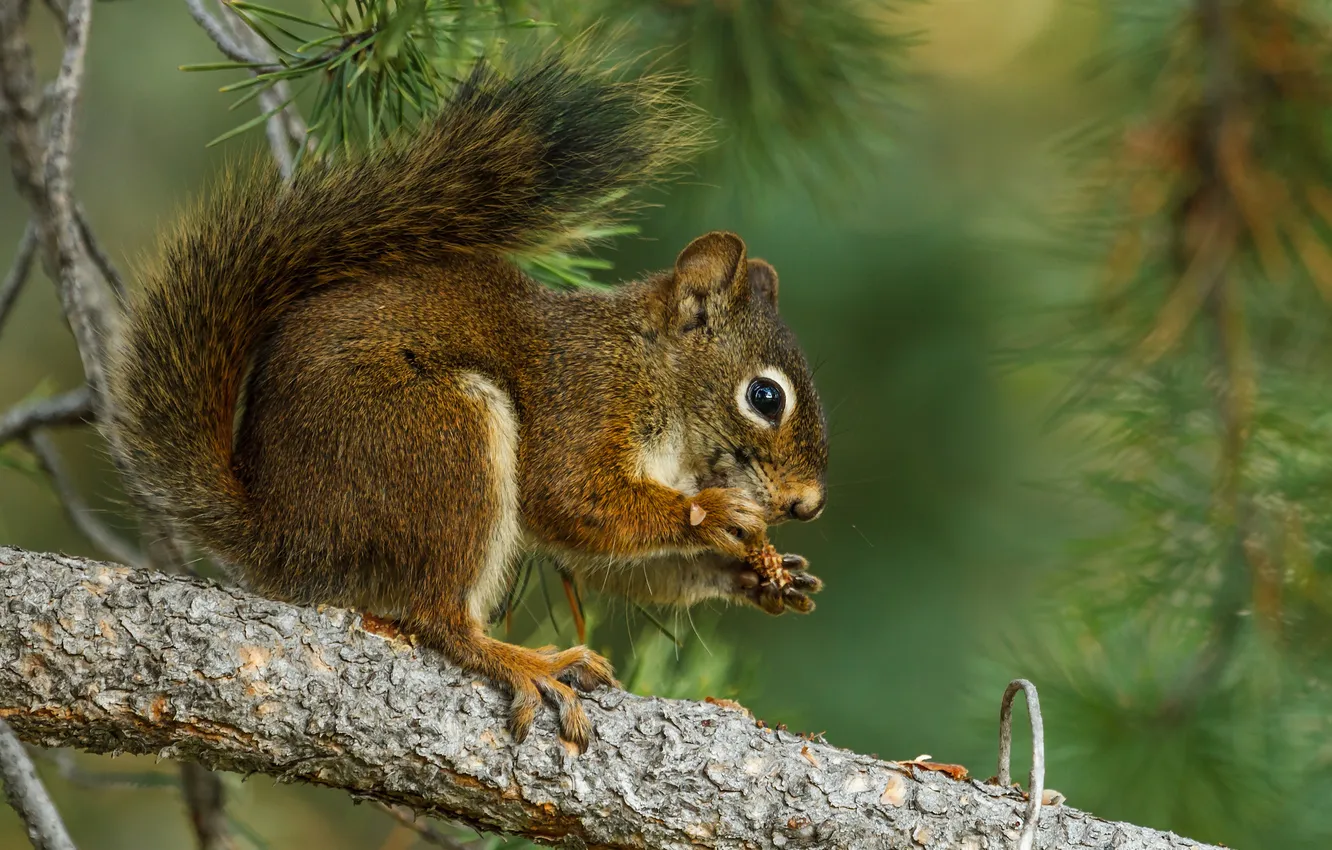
105 55 829 752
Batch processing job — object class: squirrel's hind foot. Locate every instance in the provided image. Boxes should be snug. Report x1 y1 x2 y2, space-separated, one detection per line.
506 645 618 752
445 633 617 753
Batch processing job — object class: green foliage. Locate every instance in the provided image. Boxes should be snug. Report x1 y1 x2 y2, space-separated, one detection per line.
566 0 909 192
142 1 1332 848
495 558 747 704
184 0 547 158
186 2 664 289
995 1 1332 845
0 442 38 476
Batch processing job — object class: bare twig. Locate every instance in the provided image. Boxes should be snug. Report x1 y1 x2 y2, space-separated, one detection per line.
142 520 197 577
998 679 1046 850
42 0 113 399
75 205 126 302
0 220 37 334
183 0 306 178
0 387 93 445
255 87 296 180
183 0 263 65
0 719 77 850
40 0 69 30
210 1 298 178
25 430 145 569
375 802 481 850
2 0 115 404
180 762 236 850
0 0 47 208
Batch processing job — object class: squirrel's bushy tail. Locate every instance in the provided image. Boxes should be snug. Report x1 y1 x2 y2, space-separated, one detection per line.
106 55 707 556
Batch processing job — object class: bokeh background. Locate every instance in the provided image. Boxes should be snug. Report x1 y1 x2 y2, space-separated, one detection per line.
4 1 1330 848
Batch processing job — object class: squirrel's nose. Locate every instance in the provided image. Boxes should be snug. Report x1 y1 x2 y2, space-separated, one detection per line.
787 490 826 522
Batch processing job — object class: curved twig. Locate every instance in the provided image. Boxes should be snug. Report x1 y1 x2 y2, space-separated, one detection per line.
74 205 126 302
0 221 38 333
998 678 1046 850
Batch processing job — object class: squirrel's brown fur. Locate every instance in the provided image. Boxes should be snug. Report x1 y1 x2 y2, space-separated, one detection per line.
107 56 828 751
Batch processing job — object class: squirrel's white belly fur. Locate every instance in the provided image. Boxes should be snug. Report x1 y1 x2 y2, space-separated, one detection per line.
460 372 522 625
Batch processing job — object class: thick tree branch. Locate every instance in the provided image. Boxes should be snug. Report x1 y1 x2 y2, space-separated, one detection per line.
0 547 1222 850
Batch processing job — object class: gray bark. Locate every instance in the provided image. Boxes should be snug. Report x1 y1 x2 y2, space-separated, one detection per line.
0 719 77 850
0 547 1221 850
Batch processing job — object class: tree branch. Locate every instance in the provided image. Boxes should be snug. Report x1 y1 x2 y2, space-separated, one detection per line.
0 547 1223 850
0 719 77 850
0 0 46 210
375 802 481 850
186 0 303 178
41 0 111 398
74 205 126 303
183 0 265 66
23 430 145 569
0 0 114 404
0 221 38 334
179 762 235 850
0 388 93 446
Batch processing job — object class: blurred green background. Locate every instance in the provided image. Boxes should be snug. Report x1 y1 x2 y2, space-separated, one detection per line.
4 0 1329 848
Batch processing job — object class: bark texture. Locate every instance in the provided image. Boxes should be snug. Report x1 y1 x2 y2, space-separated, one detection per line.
0 547 1220 850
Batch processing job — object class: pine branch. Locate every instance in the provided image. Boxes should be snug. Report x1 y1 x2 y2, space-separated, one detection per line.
184 0 268 66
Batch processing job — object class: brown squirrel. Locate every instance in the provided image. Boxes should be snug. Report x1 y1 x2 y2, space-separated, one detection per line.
106 56 829 752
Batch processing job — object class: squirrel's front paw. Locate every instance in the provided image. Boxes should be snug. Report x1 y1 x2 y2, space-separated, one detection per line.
735 548 823 615
687 488 765 558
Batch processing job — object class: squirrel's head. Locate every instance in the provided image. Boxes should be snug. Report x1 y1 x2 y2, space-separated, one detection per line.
652 231 828 525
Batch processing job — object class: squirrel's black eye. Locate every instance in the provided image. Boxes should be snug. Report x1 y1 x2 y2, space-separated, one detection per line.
746 378 784 423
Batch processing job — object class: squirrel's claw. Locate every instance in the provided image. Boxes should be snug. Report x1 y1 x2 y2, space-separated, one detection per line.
539 644 620 692
504 645 617 753
734 554 823 616
688 488 766 558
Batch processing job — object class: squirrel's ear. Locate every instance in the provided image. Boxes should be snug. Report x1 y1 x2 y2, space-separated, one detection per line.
670 231 748 331
747 259 779 309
